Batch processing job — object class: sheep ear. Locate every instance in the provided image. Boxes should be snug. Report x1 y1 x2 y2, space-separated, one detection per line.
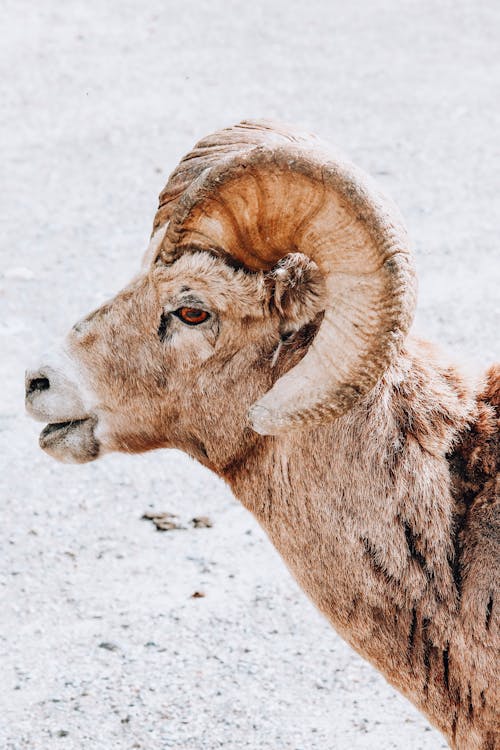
267 254 326 333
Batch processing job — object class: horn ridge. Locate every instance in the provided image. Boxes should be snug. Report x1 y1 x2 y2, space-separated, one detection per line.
153 121 417 435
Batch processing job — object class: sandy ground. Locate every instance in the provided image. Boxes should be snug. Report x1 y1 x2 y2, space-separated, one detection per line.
1 1 499 748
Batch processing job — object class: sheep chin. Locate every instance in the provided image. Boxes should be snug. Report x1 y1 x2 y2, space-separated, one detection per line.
39 417 99 464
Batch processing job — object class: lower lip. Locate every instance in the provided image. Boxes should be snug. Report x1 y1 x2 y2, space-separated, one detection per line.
39 416 99 464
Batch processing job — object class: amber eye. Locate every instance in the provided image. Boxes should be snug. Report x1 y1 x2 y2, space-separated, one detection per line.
175 307 210 326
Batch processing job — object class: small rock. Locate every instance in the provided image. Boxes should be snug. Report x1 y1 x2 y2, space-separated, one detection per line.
56 729 69 737
191 516 213 528
4 266 35 280
191 591 205 599
141 511 185 531
99 641 119 651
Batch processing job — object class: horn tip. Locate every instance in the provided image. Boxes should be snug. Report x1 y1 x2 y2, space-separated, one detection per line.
249 403 299 436
248 404 280 436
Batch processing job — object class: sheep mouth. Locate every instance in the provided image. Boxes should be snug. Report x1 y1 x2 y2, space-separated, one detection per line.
40 418 86 437
39 417 99 464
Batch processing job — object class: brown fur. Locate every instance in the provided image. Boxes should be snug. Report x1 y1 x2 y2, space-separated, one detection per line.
31 252 499 748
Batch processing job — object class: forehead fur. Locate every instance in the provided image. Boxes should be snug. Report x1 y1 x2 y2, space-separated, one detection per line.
154 252 268 317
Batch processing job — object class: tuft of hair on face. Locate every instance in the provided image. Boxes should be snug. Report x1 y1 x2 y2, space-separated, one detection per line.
266 253 326 333
159 250 269 319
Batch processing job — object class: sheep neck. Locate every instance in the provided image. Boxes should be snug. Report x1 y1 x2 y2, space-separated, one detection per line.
220 338 498 748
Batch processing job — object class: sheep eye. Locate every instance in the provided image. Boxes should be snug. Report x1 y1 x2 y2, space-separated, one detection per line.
175 307 210 326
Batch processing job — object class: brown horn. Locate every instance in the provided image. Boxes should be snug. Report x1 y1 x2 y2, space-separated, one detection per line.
155 121 417 436
153 120 316 232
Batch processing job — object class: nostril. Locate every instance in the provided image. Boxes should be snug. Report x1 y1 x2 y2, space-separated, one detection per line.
28 376 50 394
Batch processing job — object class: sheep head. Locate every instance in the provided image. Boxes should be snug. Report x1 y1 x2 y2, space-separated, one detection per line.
25 120 417 466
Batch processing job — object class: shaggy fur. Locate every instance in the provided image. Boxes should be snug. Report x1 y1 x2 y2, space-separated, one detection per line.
224 340 499 749
27 251 499 748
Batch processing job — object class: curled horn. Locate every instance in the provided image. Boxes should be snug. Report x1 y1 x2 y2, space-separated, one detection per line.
154 120 417 436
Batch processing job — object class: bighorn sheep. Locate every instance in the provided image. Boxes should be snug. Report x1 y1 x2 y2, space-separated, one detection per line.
25 121 499 749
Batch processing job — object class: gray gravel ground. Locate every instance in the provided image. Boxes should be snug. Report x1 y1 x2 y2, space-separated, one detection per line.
1 1 499 748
